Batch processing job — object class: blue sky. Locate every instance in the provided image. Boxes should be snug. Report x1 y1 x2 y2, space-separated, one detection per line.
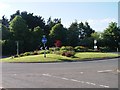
0 1 118 32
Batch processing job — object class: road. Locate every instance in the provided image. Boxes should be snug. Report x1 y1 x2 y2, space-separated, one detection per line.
1 58 119 88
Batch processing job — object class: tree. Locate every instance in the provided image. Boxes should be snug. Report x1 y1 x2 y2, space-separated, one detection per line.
83 22 95 37
9 15 29 52
32 26 44 50
10 10 20 21
9 15 29 41
49 23 67 46
2 15 9 27
10 10 45 30
2 25 10 40
102 22 120 50
45 17 62 35
67 21 79 46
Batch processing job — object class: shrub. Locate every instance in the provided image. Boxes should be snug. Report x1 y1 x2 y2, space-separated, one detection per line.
61 51 75 57
12 55 19 58
23 52 31 56
19 53 24 57
38 50 50 54
99 47 111 52
33 51 38 55
74 46 88 52
60 46 74 51
49 47 60 54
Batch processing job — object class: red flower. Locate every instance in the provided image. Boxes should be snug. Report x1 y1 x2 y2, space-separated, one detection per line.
54 40 62 47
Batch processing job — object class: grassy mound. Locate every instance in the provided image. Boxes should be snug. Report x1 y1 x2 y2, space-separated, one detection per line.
1 52 119 63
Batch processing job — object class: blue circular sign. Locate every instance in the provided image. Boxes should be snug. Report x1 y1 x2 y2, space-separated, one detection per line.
42 37 47 44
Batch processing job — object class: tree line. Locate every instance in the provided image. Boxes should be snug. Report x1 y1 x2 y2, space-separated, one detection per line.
1 10 120 55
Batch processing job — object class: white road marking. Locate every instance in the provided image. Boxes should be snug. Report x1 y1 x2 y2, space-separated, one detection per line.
42 74 51 77
90 83 96 85
71 79 79 82
86 82 91 84
42 73 110 88
100 85 109 88
97 70 113 73
80 72 83 74
61 78 69 80
14 74 17 76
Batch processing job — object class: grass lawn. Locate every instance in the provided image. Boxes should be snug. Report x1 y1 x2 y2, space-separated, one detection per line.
1 52 119 63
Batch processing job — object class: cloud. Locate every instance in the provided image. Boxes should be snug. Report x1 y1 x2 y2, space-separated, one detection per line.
0 2 11 19
100 18 117 23
0 2 10 9
86 18 117 25
79 18 117 32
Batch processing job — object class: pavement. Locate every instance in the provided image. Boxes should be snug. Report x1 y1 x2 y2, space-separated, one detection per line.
0 58 119 88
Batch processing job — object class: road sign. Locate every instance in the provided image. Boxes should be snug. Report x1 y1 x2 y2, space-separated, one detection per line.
42 37 47 44
41 35 47 58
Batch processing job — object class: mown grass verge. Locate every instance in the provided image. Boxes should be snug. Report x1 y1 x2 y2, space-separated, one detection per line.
1 52 119 63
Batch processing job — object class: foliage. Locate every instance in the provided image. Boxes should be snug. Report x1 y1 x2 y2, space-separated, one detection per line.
79 37 94 49
99 47 111 52
60 46 74 51
61 51 75 57
102 22 120 50
54 40 62 47
10 10 45 30
74 46 88 52
2 10 120 56
9 15 29 40
67 21 95 46
67 21 79 46
49 23 67 46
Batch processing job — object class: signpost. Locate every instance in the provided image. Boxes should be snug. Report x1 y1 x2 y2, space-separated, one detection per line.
94 40 97 51
16 41 19 56
41 35 47 58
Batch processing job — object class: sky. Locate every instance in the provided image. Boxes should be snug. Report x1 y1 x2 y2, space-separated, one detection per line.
0 0 119 32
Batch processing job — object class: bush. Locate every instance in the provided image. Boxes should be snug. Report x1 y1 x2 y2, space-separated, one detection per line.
60 46 74 51
99 47 111 52
61 51 75 57
49 47 60 54
23 52 32 56
12 54 20 58
74 46 88 52
33 51 38 55
19 53 24 57
38 50 50 54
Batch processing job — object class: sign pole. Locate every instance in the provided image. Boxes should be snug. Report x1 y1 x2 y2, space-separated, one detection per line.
44 43 46 58
16 41 19 56
41 35 47 58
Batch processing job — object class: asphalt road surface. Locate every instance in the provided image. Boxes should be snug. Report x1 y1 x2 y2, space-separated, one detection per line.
1 58 119 88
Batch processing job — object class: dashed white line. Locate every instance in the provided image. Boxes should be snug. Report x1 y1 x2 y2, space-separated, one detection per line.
80 72 83 74
42 73 110 88
42 73 51 77
90 83 96 85
86 82 91 84
100 85 109 88
71 79 79 82
97 70 112 73
61 78 69 80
